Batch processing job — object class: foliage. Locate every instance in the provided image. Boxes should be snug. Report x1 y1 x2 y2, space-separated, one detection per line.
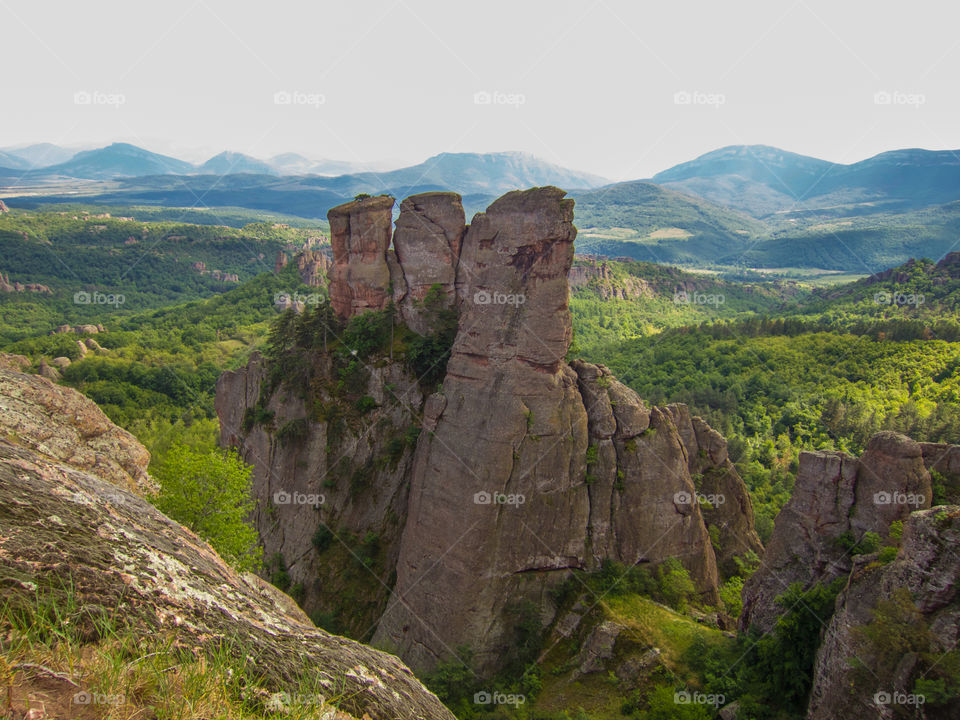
150 445 262 571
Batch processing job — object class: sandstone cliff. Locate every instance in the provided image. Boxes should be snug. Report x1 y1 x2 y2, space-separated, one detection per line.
807 506 960 720
0 363 455 720
741 431 932 633
217 187 760 675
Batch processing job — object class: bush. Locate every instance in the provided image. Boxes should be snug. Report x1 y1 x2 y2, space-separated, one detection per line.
657 558 695 612
150 445 261 571
312 525 334 553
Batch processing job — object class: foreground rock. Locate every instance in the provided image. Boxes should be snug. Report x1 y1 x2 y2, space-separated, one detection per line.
0 359 153 495
0 369 455 720
807 506 960 720
741 432 932 633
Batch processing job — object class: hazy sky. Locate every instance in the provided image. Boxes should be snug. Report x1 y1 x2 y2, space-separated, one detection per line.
3 0 959 180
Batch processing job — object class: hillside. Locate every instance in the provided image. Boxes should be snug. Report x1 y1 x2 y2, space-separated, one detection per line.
0 208 326 341
571 181 764 263
43 142 196 179
653 144 960 219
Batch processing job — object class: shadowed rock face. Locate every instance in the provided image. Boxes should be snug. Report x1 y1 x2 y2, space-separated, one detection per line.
741 431 932 633
807 506 960 720
328 195 395 319
219 187 760 675
391 192 464 335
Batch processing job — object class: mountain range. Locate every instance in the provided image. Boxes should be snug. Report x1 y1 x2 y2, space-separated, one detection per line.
3 141 960 272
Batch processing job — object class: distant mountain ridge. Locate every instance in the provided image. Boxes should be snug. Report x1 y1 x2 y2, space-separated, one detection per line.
653 144 960 218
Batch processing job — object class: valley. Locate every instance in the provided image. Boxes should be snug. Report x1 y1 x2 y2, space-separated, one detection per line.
2 173 959 719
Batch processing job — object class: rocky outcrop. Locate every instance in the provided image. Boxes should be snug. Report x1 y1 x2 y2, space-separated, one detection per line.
219 187 760 676
664 405 764 577
568 259 650 300
216 351 425 637
0 432 454 720
741 432 932 633
0 271 52 294
297 248 333 287
328 195 395 319
391 192 464 334
807 506 960 720
0 359 153 494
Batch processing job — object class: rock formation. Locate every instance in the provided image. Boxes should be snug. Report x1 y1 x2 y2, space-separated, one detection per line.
391 192 464 334
297 248 333 287
0 356 153 494
741 431 932 633
807 506 960 720
217 187 760 675
0 362 455 720
328 195 395 319
0 271 52 294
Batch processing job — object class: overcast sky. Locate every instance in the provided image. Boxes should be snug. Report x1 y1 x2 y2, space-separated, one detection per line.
2 0 958 180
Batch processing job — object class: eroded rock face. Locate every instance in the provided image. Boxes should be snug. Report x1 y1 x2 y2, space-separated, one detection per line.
218 187 761 676
391 192 464 335
373 187 587 672
0 437 455 720
327 195 395 320
297 248 333 288
741 432 932 633
0 361 153 495
807 506 960 720
215 352 425 636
